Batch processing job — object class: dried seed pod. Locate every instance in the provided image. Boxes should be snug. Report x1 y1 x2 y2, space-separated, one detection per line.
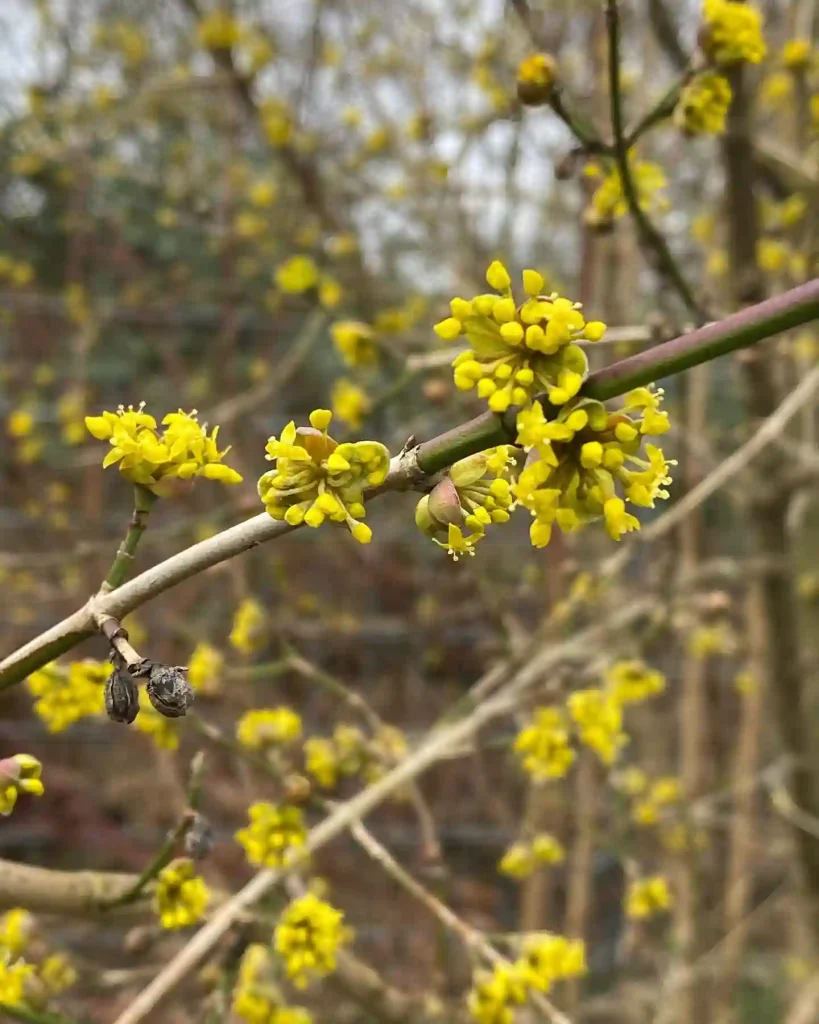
104 667 140 724
145 663 195 718
184 813 215 859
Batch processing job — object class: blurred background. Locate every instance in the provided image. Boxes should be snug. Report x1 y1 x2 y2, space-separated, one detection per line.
0 0 817 1021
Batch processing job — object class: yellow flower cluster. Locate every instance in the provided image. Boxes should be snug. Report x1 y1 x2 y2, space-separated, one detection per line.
197 8 241 50
701 0 766 66
331 378 371 429
438 261 605 413
235 802 307 867
303 722 370 788
0 959 34 1009
687 621 736 658
153 858 210 930
230 598 267 655
187 642 224 696
232 944 313 1024
38 953 77 995
584 157 668 228
567 688 626 765
331 321 379 367
604 660 666 705
237 707 303 750
514 708 576 781
27 660 108 732
85 405 242 492
258 410 389 544
616 772 682 825
498 833 565 879
468 935 585 1024
0 755 44 816
782 39 812 71
513 386 673 548
274 892 350 988
0 910 33 958
516 53 558 106
674 71 732 134
625 876 673 919
415 447 516 559
275 256 319 294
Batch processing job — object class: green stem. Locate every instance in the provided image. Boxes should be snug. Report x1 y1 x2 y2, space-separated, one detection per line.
583 279 819 401
101 485 158 592
416 410 514 475
605 0 707 323
624 63 696 146
0 1006 78 1024
548 89 608 153
102 752 206 909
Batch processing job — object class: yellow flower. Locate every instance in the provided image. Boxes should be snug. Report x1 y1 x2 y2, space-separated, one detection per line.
331 378 371 429
236 803 307 867
567 688 627 765
514 707 576 781
232 944 314 1024
230 598 267 655
0 910 33 959
319 276 343 309
415 447 516 557
498 843 536 879
197 9 241 50
585 156 668 228
757 238 790 274
442 262 604 413
237 708 303 749
6 408 34 438
782 39 811 71
467 962 527 1024
85 405 242 492
0 754 45 816
304 736 340 787
187 643 224 696
248 180 277 207
134 689 179 749
625 876 673 919
674 72 732 134
604 660 666 704
258 411 389 544
516 53 558 106
275 255 319 294
259 98 293 146
518 933 586 991
27 660 108 732
38 953 77 994
0 959 34 1009
274 893 350 988
687 621 736 658
701 0 766 66
153 858 210 929
331 321 379 367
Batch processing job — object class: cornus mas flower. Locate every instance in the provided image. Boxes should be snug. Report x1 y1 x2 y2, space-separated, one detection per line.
468 963 528 1024
232 944 313 1024
27 659 108 732
0 754 44 816
625 876 673 919
415 447 516 559
605 659 666 704
235 803 307 868
331 320 379 367
567 687 627 765
85 405 242 492
274 892 350 988
513 386 674 548
153 858 210 929
674 72 732 135
516 53 558 106
584 157 668 228
438 261 605 413
498 833 565 879
258 409 389 544
237 707 303 750
518 933 587 991
331 377 370 429
514 707 576 781
700 0 766 66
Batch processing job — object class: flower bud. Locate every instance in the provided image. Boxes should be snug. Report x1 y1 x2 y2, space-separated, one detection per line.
426 475 464 526
104 667 140 724
141 663 195 718
184 813 215 859
516 53 558 106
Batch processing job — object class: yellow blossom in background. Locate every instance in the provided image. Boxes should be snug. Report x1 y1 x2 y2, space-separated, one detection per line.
331 378 371 429
6 408 34 438
567 688 627 765
153 858 210 929
304 736 340 787
331 321 379 367
230 598 267 655
734 669 759 696
187 642 224 696
782 39 812 71
197 8 241 50
0 959 34 1009
134 689 179 749
275 255 319 294
674 72 732 134
27 660 108 732
236 803 307 867
585 156 668 228
757 238 790 274
232 944 313 1024
0 755 45 816
274 893 350 988
237 708 303 749
441 261 605 413
632 775 682 825
85 405 242 492
687 621 736 658
516 53 558 106
468 962 528 1024
0 910 33 958
518 933 587 991
38 953 77 995
605 660 666 705
499 833 565 879
258 410 389 544
701 0 766 66
248 179 277 207
514 707 576 781
319 276 343 309
625 876 673 919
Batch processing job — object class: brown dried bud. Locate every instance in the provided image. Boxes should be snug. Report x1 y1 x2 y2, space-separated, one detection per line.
283 773 312 804
104 668 140 724
516 53 558 107
184 813 215 859
142 663 194 718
